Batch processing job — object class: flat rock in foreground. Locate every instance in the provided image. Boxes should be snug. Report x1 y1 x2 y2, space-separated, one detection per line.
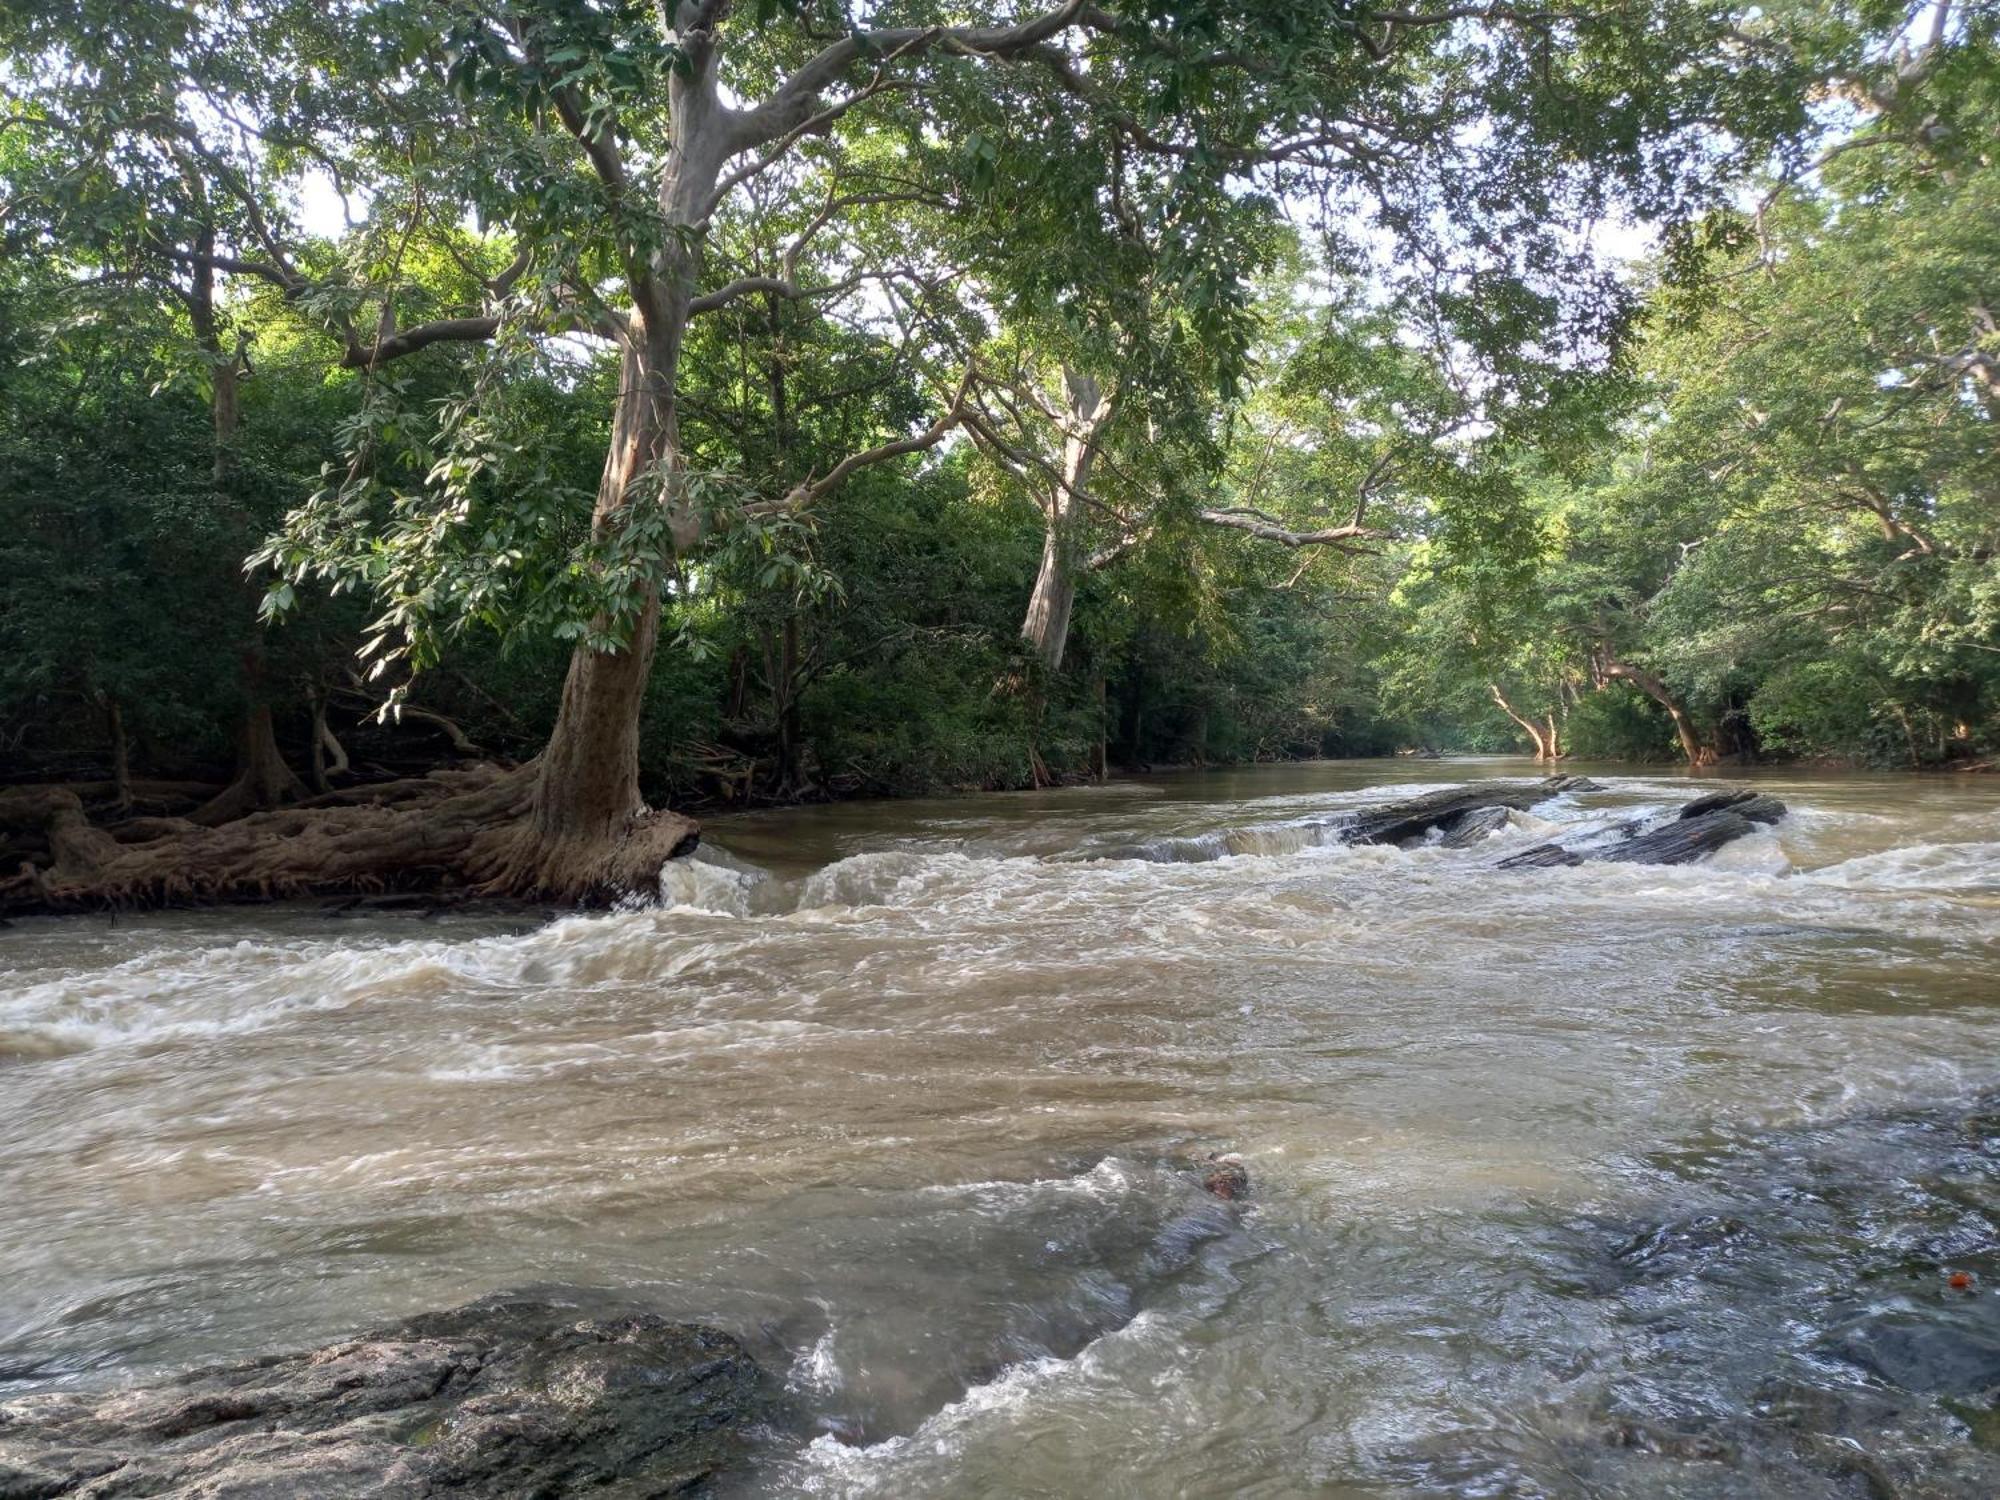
0 1292 772 1498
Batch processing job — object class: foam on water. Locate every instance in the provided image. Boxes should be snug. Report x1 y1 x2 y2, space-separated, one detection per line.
0 781 1890 1065
657 850 773 915
0 938 445 1056
10 800 1986 1068
1803 839 2000 891
5 766 2000 1499
791 1312 1171 1497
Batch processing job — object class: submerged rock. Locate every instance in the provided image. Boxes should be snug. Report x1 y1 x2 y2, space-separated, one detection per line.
0 1291 773 1497
1829 1312 2000 1400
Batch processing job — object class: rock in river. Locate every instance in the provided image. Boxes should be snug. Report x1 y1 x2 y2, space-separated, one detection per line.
0 1291 774 1498
1828 1310 2000 1401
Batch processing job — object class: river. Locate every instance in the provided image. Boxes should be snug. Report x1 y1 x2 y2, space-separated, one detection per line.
4 759 1999 1495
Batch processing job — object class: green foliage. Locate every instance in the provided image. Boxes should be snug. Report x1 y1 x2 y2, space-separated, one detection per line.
1371 22 2000 768
1564 688 1680 762
6 0 1992 799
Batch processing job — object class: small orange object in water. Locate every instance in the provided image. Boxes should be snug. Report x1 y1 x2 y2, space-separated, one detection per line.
1948 1270 1974 1291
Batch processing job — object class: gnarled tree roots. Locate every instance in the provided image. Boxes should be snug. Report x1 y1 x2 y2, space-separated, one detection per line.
0 764 699 916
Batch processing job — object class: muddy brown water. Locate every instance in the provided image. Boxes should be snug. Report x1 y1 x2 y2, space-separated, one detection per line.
4 758 1999 1496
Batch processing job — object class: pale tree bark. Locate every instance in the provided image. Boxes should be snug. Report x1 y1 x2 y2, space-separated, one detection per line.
471 4 985 895
990 381 1386 673
1955 305 2000 423
1489 683 1554 761
1840 462 1941 558
473 34 726 894
1595 656 1714 765
1020 367 1116 671
310 691 349 793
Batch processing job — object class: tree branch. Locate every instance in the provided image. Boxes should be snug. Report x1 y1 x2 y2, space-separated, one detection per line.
730 0 1104 155
338 316 502 369
1195 509 1386 550
744 368 976 519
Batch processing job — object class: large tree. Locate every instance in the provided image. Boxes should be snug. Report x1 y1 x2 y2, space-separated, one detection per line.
1 0 1842 907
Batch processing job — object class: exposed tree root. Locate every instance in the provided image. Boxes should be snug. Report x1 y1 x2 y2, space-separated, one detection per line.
191 705 311 826
106 815 204 844
0 763 699 917
2 779 224 815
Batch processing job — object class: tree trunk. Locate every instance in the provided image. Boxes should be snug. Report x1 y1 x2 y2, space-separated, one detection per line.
1093 672 1108 783
1597 659 1713 766
492 338 678 894
1489 684 1553 761
187 237 310 821
194 699 310 825
474 75 729 900
1021 524 1079 672
98 692 132 814
758 616 805 795
6 64 743 912
1019 368 1114 672
310 690 351 793
1890 702 1922 769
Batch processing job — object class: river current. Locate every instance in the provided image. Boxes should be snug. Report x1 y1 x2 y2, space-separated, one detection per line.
4 758 1999 1496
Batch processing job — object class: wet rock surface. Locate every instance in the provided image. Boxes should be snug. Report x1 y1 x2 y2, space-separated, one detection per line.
1380 1096 2000 1497
1200 1153 1250 1201
1497 785 1787 868
1343 776 1598 847
1075 776 1596 864
0 1292 774 1498
1832 1311 2000 1399
1434 803 1513 849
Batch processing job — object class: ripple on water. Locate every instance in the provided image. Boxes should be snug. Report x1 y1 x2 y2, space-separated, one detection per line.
2 768 1999 1497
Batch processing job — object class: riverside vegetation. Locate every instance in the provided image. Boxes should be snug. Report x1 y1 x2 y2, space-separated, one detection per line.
6 9 2000 1493
1 0 1995 912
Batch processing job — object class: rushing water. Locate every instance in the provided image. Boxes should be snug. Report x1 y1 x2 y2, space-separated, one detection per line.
4 758 2000 1496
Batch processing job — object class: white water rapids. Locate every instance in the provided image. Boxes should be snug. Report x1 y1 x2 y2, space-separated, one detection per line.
3 759 1999 1496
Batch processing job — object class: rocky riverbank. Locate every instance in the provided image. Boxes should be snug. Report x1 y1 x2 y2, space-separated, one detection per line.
0 1292 774 1497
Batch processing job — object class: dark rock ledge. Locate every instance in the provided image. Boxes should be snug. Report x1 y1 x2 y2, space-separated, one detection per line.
0 1293 774 1499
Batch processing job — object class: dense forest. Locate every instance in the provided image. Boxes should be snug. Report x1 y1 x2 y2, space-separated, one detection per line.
1 0 1994 908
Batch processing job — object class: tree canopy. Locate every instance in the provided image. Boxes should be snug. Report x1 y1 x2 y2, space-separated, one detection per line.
1 0 1994 908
